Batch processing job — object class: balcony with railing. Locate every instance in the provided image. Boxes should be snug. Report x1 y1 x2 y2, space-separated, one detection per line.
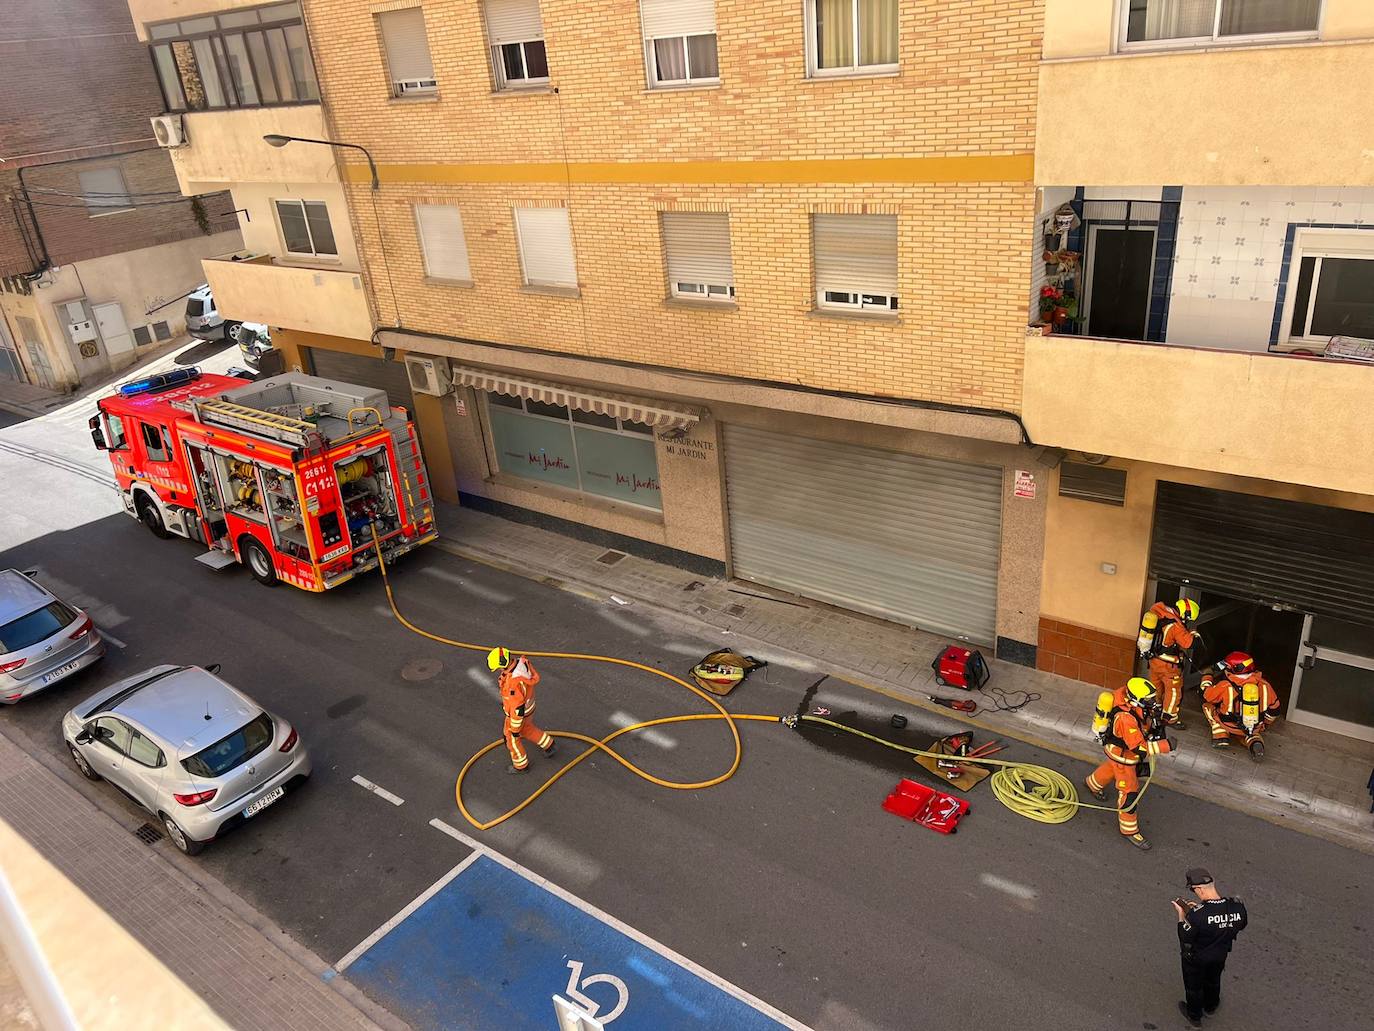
1038 0 1374 186
1024 183 1374 496
203 252 373 341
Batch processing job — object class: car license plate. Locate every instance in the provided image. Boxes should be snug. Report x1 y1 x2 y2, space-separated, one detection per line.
42 661 81 685
243 785 285 818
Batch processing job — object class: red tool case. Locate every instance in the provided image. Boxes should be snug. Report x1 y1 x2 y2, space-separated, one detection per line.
881 778 971 834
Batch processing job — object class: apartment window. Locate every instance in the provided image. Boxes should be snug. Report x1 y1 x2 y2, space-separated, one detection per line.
1285 231 1374 343
274 199 338 258
148 2 319 112
378 8 437 96
487 393 662 510
514 207 577 289
484 0 547 89
641 0 719 87
1123 0 1321 46
661 212 734 301
415 204 473 283
78 167 133 216
806 0 898 77
813 214 898 312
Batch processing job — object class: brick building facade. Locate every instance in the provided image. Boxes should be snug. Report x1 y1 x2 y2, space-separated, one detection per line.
0 0 240 388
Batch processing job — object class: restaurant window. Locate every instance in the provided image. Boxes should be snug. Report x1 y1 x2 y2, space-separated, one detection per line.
148 2 319 112
486 393 662 510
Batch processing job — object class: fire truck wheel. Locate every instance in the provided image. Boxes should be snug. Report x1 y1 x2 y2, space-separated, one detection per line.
135 494 170 539
241 538 278 586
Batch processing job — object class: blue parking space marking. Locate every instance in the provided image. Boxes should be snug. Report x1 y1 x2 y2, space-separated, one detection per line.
342 854 800 1030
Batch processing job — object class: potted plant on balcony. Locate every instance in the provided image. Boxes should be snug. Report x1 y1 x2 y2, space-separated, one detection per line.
1039 285 1069 328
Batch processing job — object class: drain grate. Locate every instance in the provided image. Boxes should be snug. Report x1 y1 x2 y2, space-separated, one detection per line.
596 550 627 566
135 822 164 845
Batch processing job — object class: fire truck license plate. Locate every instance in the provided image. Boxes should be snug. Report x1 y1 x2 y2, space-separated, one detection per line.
244 786 285 818
42 661 81 684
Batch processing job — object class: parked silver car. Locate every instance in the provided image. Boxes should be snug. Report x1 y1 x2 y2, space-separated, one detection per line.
0 568 105 703
184 284 227 340
62 665 311 854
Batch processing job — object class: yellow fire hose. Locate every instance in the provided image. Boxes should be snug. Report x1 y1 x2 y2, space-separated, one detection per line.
369 528 1150 831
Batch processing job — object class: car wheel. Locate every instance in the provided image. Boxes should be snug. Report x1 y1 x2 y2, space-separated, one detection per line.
68 744 101 781
161 813 205 855
136 495 170 539
241 538 278 586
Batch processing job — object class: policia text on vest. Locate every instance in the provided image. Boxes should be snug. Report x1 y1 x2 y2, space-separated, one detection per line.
1172 867 1248 1027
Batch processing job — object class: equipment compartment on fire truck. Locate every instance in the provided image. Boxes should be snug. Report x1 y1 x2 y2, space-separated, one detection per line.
90 369 437 592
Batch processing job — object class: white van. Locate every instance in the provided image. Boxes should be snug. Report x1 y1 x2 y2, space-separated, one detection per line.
184 285 226 340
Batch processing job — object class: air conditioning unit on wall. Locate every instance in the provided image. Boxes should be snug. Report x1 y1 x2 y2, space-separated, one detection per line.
150 114 186 148
404 354 453 396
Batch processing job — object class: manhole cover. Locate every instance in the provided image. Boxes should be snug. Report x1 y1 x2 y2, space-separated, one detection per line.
596 550 627 566
401 658 443 682
135 823 163 845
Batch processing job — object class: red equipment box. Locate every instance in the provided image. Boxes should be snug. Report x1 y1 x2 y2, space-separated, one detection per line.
932 645 989 690
881 778 971 834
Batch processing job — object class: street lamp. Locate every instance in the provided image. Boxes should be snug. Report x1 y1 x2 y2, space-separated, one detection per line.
262 134 379 191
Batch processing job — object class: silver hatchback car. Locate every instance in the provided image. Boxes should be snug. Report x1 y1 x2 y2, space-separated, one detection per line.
62 665 311 854
0 568 106 703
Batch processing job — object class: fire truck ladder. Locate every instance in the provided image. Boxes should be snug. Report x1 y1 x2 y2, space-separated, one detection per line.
390 422 431 521
190 398 317 446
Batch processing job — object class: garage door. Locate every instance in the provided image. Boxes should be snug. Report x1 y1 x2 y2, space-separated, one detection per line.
304 346 416 415
1151 480 1374 625
723 424 1003 643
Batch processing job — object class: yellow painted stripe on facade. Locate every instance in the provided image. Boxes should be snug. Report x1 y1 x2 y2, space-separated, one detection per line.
345 153 1035 187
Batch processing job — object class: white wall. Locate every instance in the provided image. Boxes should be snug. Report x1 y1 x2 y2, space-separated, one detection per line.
1166 186 1374 352
227 182 359 272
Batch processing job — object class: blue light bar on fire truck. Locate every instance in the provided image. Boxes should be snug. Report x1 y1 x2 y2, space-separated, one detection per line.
116 367 201 398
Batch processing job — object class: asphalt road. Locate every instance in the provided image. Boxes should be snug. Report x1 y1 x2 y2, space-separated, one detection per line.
1 360 1370 1030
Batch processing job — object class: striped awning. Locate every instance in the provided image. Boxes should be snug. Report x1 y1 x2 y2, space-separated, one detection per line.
451 365 701 430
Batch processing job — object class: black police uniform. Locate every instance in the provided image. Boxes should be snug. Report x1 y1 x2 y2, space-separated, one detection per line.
1178 895 1248 1022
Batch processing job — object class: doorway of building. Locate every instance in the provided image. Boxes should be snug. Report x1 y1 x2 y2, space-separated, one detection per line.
0 319 24 382
1150 580 1304 705
1085 225 1155 340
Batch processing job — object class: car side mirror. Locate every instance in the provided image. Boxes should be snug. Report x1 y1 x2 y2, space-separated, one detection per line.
205 663 222 675
74 729 93 745
88 415 107 451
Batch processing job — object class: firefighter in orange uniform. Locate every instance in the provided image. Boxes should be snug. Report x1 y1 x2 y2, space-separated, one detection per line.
1200 651 1281 762
488 646 556 774
1086 677 1176 851
1137 598 1202 728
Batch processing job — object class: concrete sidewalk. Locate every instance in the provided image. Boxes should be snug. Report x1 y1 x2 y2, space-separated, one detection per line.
0 730 394 1031
0 377 69 419
434 503 1374 854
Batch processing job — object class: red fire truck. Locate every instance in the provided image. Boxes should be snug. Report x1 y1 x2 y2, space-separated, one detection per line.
89 368 437 590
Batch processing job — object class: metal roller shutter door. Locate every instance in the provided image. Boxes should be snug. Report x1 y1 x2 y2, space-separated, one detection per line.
303 347 416 415
1151 481 1374 625
723 424 1003 643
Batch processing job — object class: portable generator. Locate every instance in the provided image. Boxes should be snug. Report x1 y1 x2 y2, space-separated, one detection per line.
932 645 990 690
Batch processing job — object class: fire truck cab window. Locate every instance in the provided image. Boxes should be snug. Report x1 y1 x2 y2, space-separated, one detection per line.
140 422 171 462
102 412 128 450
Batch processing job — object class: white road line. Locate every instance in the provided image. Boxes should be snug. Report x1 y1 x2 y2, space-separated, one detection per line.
350 774 404 806
427 818 810 1030
979 873 1038 901
609 710 676 750
332 850 483 973
98 631 126 650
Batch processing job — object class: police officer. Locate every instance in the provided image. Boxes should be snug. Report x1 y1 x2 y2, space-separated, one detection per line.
1172 867 1248 1026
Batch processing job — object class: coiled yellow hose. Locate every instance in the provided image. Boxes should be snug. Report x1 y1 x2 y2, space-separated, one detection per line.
369 529 1147 831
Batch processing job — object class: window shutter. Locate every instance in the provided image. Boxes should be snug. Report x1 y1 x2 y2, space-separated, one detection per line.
662 212 733 287
416 204 472 281
641 0 716 38
515 207 577 288
378 8 434 82
484 0 544 45
812 214 898 295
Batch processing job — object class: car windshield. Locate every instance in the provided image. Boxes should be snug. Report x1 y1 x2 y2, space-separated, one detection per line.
185 298 204 316
182 712 273 778
0 601 76 654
